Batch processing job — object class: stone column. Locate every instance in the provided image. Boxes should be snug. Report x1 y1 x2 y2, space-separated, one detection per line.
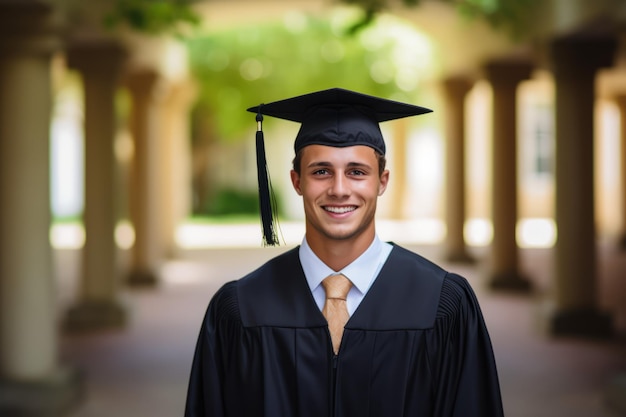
159 81 196 256
442 76 475 263
484 59 533 291
548 36 616 337
63 40 128 331
0 1 79 415
616 95 626 249
126 69 163 286
384 118 408 219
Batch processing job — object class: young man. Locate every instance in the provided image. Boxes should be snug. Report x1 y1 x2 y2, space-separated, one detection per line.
185 88 504 417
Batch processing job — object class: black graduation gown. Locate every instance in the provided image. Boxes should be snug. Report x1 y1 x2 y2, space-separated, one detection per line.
185 244 504 417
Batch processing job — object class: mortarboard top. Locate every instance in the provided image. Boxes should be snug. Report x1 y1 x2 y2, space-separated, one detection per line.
247 87 433 247
247 87 432 155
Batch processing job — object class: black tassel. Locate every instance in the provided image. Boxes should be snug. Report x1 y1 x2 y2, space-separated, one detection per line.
255 109 280 246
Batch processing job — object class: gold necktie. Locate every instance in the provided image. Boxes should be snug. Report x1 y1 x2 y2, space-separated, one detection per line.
322 274 352 354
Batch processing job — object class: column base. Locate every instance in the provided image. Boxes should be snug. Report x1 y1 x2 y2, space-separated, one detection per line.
0 365 82 417
548 308 613 338
444 248 476 265
606 374 626 414
126 267 159 287
63 299 127 332
489 271 532 293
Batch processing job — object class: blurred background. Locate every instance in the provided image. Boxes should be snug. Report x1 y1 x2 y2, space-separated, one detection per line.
0 0 625 416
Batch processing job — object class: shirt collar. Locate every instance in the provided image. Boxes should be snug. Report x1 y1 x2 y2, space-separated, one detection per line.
299 236 385 295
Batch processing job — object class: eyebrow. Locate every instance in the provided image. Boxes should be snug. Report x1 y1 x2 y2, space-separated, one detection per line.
306 161 373 170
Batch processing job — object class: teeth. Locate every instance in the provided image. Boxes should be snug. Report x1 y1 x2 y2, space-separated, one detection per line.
325 206 355 214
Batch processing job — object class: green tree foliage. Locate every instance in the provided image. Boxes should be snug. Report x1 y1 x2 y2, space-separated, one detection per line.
104 0 200 35
202 187 263 217
341 0 539 37
187 11 437 141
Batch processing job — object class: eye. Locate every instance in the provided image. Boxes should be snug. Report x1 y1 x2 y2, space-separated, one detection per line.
312 169 330 175
348 169 366 176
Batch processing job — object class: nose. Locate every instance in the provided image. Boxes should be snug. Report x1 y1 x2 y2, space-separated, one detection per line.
328 173 350 197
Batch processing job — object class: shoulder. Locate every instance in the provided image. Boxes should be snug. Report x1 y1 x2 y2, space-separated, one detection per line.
384 244 449 299
438 273 478 312
388 244 448 277
388 244 477 309
206 281 241 324
208 247 300 317
387 244 484 328
435 272 487 334
241 246 300 278
211 247 322 328
237 246 301 291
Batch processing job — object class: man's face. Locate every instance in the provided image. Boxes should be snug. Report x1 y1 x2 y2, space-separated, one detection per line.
290 145 389 246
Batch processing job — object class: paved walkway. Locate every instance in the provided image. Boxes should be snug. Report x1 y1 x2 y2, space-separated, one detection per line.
57 243 626 417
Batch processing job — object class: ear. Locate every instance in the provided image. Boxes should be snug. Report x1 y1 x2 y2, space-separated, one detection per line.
378 170 389 196
290 170 302 195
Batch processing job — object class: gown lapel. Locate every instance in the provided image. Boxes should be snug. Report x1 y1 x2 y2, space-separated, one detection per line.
237 247 327 328
347 245 445 331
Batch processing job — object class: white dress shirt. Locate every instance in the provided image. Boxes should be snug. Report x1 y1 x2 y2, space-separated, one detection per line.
299 235 393 316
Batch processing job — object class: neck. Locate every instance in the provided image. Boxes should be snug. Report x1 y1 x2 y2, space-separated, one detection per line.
306 231 375 272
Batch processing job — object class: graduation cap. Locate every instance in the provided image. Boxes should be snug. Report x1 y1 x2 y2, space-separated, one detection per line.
247 87 432 246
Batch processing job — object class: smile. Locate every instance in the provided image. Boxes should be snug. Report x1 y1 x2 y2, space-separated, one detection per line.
323 206 357 214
